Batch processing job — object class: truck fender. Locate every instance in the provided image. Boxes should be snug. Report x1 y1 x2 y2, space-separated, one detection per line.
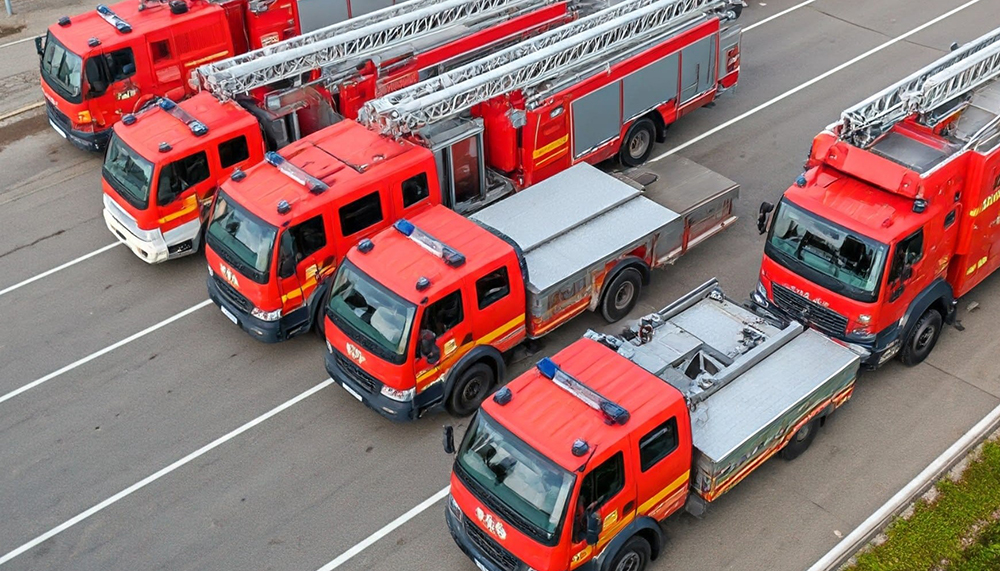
900 278 954 337
594 516 664 570
441 345 506 405
306 277 333 328
591 257 651 312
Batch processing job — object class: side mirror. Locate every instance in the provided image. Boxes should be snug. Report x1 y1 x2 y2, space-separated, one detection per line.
585 511 602 546
902 265 914 282
35 36 45 57
757 202 774 235
419 330 441 365
443 425 455 455
278 255 296 279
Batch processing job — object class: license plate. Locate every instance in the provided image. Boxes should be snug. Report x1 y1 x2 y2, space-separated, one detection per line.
475 560 489 571
340 382 363 402
48 119 67 139
220 306 238 325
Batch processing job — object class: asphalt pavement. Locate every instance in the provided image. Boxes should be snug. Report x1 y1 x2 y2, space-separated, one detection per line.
1 0 999 570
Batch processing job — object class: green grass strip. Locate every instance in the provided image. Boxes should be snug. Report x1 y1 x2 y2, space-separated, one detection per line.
849 441 1000 571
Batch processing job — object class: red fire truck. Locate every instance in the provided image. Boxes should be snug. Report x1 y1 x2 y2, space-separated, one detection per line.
101 0 577 263
753 27 1000 369
204 0 743 343
38 0 305 151
444 280 861 571
322 159 738 419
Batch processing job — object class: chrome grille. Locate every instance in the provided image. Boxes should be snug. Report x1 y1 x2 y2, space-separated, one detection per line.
463 514 519 571
771 284 848 336
212 275 252 313
334 350 379 394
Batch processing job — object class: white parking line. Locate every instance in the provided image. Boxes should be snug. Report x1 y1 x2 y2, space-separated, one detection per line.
0 35 40 50
650 0 987 163
312 1 988 568
0 378 335 567
0 242 120 299
742 0 817 32
0 299 212 407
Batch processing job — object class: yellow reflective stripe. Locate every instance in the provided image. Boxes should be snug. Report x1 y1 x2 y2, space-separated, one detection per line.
638 472 689 513
415 314 526 384
532 135 568 159
157 195 198 225
184 50 232 68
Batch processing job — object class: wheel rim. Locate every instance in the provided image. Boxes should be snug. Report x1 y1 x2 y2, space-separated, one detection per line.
795 424 811 442
614 281 636 311
628 130 650 159
915 323 937 352
615 552 642 571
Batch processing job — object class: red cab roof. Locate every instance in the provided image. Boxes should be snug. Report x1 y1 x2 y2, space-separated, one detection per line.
114 91 256 161
482 338 684 471
349 204 512 304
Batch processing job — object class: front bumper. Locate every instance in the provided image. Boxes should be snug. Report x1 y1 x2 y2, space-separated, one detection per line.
446 501 531 571
324 349 417 422
103 195 202 263
206 274 311 343
46 102 111 152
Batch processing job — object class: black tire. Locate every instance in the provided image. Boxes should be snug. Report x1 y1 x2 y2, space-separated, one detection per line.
313 285 332 339
447 362 496 417
780 418 819 461
605 536 652 571
601 268 643 323
619 118 656 167
899 309 942 366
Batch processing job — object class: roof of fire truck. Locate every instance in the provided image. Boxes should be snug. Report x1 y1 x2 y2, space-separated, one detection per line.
481 338 684 471
114 91 256 161
220 120 425 227
348 204 512 305
48 0 219 55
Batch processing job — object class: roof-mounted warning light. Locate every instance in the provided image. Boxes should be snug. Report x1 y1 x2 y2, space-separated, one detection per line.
157 98 209 137
96 4 132 33
265 151 329 194
536 358 630 426
58 16 71 26
392 219 466 267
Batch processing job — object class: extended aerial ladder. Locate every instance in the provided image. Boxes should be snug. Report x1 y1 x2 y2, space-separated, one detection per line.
194 0 572 98
839 27 1000 148
358 0 738 135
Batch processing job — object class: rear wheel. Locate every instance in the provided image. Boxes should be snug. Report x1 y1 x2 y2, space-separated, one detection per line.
619 119 656 167
780 418 819 461
606 536 651 571
899 309 942 366
447 363 496 417
601 268 643 322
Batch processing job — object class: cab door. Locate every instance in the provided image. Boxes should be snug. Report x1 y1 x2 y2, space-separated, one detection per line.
155 150 214 233
414 289 474 393
568 448 636 565
285 214 333 316
275 230 304 315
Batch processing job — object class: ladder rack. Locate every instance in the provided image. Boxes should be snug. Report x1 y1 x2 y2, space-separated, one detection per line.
839 26 1000 148
195 0 561 97
358 0 733 135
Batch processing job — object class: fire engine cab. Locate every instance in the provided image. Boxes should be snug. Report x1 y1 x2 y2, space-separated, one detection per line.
754 27 1000 369
445 280 860 571
38 0 301 151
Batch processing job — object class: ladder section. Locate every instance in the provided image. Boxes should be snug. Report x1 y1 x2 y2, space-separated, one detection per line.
359 0 733 135
840 26 1000 148
196 0 560 97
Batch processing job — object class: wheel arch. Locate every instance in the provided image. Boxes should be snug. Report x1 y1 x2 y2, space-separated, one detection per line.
443 345 506 403
597 516 663 570
901 278 954 340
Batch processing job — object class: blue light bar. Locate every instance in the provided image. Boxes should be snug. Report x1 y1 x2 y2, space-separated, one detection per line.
96 4 132 33
265 151 329 194
392 219 465 267
536 358 629 425
157 98 209 137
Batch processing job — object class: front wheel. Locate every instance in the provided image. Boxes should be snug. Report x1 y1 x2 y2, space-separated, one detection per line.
619 118 656 167
780 417 819 461
447 363 496 417
313 285 332 339
601 268 643 322
605 536 651 571
899 309 942 366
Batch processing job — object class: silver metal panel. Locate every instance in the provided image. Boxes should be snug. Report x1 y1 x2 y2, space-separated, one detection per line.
621 154 738 214
351 0 397 17
470 163 641 253
572 81 622 159
718 24 740 80
622 53 679 121
680 34 714 103
297 0 351 33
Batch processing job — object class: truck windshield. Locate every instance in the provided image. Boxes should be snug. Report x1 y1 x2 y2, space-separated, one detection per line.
205 192 277 285
40 32 83 103
103 134 154 209
326 260 416 365
765 199 888 303
455 412 575 543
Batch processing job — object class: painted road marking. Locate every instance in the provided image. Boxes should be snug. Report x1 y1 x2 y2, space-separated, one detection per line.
742 0 817 32
0 243 120 299
0 35 41 50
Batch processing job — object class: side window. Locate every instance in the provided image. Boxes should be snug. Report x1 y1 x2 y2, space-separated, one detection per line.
639 418 679 471
158 151 210 205
888 229 924 282
150 40 172 63
476 266 510 310
420 290 463 336
339 191 383 236
402 172 430 208
219 135 250 169
288 215 327 261
573 452 625 541
105 48 136 81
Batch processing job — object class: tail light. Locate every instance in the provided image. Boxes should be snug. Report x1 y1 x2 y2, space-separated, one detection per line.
726 45 741 73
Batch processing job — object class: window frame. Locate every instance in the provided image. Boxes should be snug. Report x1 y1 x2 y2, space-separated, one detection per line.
157 150 210 206
288 214 327 261
401 172 430 208
638 417 679 472
105 47 136 82
339 191 384 237
572 451 625 542
476 266 511 310
888 229 924 283
420 290 464 337
218 135 251 169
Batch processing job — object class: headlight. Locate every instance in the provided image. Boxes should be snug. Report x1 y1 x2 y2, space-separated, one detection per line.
756 281 767 298
207 263 214 276
251 307 282 321
857 314 872 325
380 385 415 402
326 339 333 354
449 494 459 513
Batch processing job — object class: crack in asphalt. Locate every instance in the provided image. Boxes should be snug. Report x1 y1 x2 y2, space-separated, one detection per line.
921 359 1000 401
0 229 65 261
808 6 954 54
